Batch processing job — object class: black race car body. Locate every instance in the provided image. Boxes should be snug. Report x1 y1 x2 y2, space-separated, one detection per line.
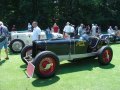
32 38 103 60
21 37 113 78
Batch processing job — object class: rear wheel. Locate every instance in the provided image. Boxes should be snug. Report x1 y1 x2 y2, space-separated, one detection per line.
33 51 59 78
21 45 32 64
98 46 113 65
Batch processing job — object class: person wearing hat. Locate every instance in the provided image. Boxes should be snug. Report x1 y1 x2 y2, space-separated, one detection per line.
63 22 73 39
0 21 9 60
78 23 85 36
91 24 97 36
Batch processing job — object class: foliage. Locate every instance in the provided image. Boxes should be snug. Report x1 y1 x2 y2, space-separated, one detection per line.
0 0 120 30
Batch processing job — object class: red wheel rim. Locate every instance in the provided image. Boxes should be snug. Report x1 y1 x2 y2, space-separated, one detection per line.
38 57 56 75
102 50 112 63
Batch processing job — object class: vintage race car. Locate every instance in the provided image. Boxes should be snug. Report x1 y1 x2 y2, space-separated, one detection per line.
21 36 113 78
9 31 63 53
100 30 120 43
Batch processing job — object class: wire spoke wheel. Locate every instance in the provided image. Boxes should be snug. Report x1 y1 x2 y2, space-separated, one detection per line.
102 50 112 63
38 57 56 75
98 46 113 65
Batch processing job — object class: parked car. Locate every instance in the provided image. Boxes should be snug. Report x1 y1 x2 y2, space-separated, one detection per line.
21 36 113 78
100 34 120 44
9 30 63 53
100 30 120 43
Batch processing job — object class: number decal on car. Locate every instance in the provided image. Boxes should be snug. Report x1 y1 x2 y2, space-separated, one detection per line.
76 41 85 46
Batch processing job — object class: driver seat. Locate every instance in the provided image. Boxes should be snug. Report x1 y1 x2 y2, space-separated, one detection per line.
89 36 100 49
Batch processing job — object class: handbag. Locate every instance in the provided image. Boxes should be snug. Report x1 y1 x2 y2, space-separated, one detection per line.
0 27 6 42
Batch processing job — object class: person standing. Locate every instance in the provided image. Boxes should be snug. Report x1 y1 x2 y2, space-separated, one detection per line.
91 24 97 36
52 23 60 33
46 27 52 39
0 21 9 60
78 23 85 36
108 26 116 42
86 25 91 35
70 24 75 38
28 23 32 31
63 22 71 38
32 21 41 41
114 26 118 31
107 26 115 35
11 25 16 31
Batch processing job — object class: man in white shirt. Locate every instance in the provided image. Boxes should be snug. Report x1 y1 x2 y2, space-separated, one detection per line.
63 22 71 38
91 24 97 36
32 21 41 41
107 26 115 35
107 26 116 42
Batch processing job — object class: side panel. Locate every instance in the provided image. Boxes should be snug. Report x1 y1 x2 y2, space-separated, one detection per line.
46 41 70 55
75 40 88 54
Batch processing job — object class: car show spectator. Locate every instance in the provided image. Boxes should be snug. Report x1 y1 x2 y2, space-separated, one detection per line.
91 24 97 36
74 25 79 37
114 26 118 31
28 23 32 31
46 27 52 39
107 26 115 35
78 23 85 36
78 24 89 41
63 22 72 39
107 26 116 42
0 21 9 60
86 25 91 35
70 24 75 38
96 24 101 36
11 25 16 31
32 21 41 41
52 23 60 33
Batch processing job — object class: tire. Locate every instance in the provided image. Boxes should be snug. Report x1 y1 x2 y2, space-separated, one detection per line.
9 39 25 53
21 45 32 64
32 51 59 78
98 46 113 65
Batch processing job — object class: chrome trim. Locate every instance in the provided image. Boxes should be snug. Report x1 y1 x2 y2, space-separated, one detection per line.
58 52 97 61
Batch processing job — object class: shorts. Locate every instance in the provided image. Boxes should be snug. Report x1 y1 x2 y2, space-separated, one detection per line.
0 39 8 49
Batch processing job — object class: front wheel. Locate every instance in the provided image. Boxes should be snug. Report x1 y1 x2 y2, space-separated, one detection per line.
33 51 59 78
98 46 113 65
21 45 32 64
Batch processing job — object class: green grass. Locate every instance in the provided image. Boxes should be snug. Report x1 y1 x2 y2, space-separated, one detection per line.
0 44 120 90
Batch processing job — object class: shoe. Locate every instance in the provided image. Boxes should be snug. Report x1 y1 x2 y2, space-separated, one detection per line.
5 57 9 60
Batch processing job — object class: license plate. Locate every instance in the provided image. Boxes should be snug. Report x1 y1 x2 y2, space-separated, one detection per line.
26 62 35 78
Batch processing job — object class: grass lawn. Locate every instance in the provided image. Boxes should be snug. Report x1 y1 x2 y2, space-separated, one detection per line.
0 44 120 90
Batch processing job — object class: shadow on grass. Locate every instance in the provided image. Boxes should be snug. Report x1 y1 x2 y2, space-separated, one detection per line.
0 60 6 66
29 58 115 87
32 76 60 87
99 63 115 69
20 64 27 68
58 58 115 75
8 49 20 55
